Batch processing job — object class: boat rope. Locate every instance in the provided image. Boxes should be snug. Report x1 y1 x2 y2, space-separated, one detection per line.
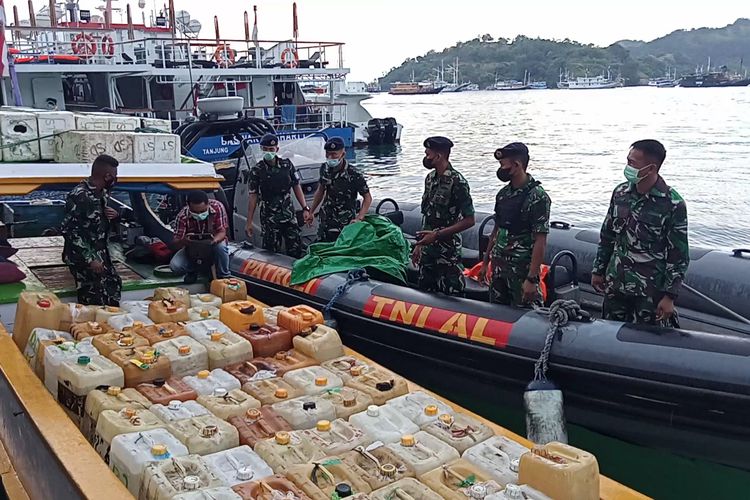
532 299 591 382
682 283 750 326
322 268 369 319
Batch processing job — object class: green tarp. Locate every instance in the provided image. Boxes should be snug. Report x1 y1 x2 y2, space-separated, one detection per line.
290 215 410 286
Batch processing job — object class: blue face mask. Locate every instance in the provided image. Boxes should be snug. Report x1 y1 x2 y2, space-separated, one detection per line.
263 151 277 162
190 210 209 221
326 158 341 168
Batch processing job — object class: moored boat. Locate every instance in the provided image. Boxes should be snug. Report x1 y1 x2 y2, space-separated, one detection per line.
233 186 750 472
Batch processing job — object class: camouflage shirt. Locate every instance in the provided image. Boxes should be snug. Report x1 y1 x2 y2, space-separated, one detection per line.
248 158 300 224
491 175 551 269
61 180 110 266
318 160 369 228
420 164 475 264
592 178 689 298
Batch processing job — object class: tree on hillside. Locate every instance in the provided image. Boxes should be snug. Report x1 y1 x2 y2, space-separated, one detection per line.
379 18 750 88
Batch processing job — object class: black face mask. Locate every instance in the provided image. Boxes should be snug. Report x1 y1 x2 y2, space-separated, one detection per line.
423 156 435 169
497 167 513 182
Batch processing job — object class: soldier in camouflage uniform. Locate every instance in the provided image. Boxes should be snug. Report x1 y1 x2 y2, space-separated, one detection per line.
592 139 689 326
306 137 372 242
245 133 310 258
61 154 122 306
413 136 475 296
480 143 551 306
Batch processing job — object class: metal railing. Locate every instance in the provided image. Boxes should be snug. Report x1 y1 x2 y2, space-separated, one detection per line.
242 103 348 131
7 25 346 71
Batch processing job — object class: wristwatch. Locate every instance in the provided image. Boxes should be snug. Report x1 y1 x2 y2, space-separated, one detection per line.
525 275 540 284
302 206 310 212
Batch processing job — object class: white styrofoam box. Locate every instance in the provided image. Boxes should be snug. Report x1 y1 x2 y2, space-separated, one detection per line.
108 115 141 131
54 131 134 163
34 111 76 160
133 133 181 163
141 117 172 133
0 111 41 162
75 114 110 131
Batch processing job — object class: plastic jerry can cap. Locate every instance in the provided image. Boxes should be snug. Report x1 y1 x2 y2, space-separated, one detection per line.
469 484 487 498
246 408 261 420
212 388 228 398
77 355 91 365
375 380 394 392
510 459 520 473
438 414 454 426
150 444 168 458
380 463 397 478
342 394 357 408
350 365 364 377
210 332 223 342
400 435 416 447
424 405 439 416
201 425 218 438
274 351 288 360
153 378 166 387
117 336 135 347
314 377 328 387
200 310 210 318
236 466 254 481
106 306 120 313
366 405 380 417
133 321 144 328
158 327 173 338
37 299 51 308
197 370 210 379
178 345 192 355
200 295 213 302
334 484 352 497
274 388 289 399
140 352 156 364
504 485 523 499
316 420 332 432
183 475 201 490
107 386 122 396
302 401 317 411
123 407 137 418
249 323 261 331
275 431 291 445
168 400 183 411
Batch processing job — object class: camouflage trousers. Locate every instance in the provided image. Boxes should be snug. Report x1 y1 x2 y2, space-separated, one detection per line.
418 260 465 296
603 291 680 328
69 263 122 307
317 210 355 243
261 221 303 258
489 258 540 307
317 220 344 243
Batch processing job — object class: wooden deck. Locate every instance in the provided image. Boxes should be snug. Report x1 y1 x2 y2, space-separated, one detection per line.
0 237 188 305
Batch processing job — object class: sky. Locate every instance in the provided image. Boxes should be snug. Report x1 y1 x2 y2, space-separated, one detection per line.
5 0 748 81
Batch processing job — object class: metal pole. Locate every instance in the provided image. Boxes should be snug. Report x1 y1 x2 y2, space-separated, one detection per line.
145 76 153 114
186 35 196 115
0 78 8 107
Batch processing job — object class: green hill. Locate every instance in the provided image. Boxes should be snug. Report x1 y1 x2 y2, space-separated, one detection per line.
378 19 750 88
